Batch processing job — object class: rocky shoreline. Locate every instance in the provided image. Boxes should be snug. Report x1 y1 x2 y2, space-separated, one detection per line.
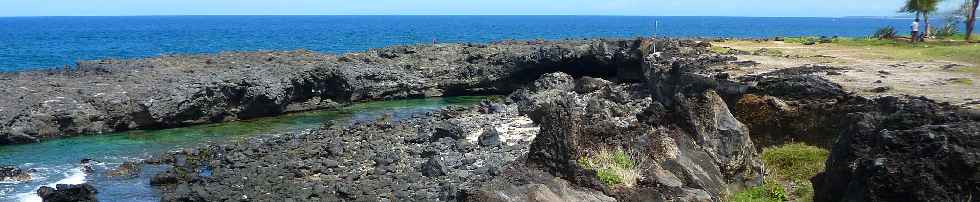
0 39 647 145
10 38 980 201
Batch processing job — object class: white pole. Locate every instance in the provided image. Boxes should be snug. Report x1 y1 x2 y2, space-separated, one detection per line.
653 20 659 52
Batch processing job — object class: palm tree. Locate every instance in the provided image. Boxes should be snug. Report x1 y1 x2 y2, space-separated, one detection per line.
967 0 978 41
902 0 942 38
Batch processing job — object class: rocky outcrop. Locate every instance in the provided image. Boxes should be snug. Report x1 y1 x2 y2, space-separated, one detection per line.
0 39 650 145
1 165 32 182
36 183 99 202
494 70 761 201
811 97 980 202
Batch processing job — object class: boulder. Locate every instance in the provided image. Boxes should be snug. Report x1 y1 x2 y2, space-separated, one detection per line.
422 156 447 177
813 97 980 201
673 90 763 186
36 183 98 202
105 161 143 178
478 127 502 146
431 121 467 141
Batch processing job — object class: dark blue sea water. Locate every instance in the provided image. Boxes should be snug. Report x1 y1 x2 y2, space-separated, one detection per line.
0 15 966 71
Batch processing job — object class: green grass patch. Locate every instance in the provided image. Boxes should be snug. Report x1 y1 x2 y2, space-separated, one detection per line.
762 143 829 182
733 143 829 202
784 37 820 45
710 46 732 54
949 78 974 85
732 179 788 202
578 147 642 187
830 38 980 72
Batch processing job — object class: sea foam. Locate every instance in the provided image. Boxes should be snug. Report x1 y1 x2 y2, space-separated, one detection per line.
14 167 86 202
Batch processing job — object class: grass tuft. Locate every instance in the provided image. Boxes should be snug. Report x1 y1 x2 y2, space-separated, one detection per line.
732 178 788 202
578 147 644 187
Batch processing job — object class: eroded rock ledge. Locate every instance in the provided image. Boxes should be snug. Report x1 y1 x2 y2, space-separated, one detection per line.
1 39 654 145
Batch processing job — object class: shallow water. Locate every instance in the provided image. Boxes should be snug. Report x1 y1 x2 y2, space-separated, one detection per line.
0 96 488 201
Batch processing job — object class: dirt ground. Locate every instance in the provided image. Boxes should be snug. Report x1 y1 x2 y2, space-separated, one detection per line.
711 40 980 109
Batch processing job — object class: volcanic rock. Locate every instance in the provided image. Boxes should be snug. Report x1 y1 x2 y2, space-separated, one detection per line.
812 97 980 202
0 39 652 145
0 165 31 182
36 183 98 202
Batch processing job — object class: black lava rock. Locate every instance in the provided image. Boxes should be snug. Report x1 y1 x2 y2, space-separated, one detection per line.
422 157 446 177
432 121 466 141
37 183 98 202
478 127 502 147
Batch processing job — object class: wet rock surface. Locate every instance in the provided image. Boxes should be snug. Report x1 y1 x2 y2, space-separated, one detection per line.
1 39 650 145
0 165 32 182
36 183 99 202
105 161 143 178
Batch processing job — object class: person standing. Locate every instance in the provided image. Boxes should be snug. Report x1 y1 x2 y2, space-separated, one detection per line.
911 19 921 43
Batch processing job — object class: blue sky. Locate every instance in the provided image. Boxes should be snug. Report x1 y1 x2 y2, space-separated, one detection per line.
0 0 967 17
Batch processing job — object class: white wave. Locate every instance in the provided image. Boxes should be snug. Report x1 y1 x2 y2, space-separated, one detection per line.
14 167 87 202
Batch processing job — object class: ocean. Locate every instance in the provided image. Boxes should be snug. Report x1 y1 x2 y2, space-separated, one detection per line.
0 15 961 72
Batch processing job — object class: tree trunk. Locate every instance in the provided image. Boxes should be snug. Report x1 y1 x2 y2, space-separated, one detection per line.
968 0 978 41
915 13 921 43
924 13 930 39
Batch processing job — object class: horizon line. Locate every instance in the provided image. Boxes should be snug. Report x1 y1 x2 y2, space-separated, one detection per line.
0 14 916 18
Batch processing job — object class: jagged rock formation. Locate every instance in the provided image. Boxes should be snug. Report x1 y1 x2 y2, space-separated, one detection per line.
0 39 649 145
476 68 762 200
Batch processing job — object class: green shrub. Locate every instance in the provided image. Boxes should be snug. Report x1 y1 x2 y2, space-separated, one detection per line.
871 26 898 40
596 169 624 186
